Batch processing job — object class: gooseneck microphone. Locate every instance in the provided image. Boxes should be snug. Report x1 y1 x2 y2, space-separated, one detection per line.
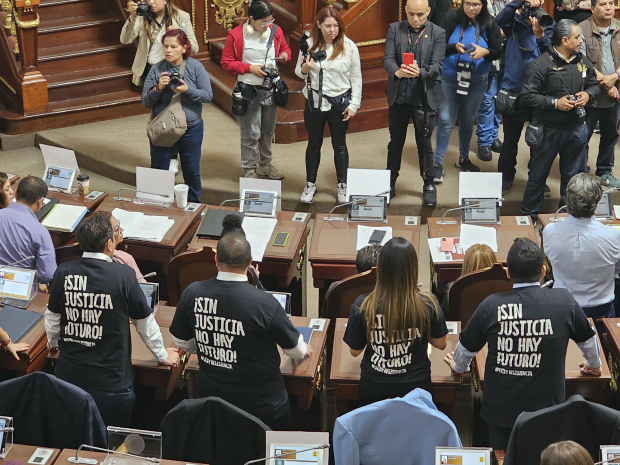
113 188 171 202
436 199 503 225
0 256 35 269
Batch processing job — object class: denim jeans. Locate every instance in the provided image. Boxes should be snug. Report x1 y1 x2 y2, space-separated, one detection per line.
235 88 277 171
80 385 136 427
521 123 587 218
150 120 204 203
583 104 620 176
435 72 489 164
476 72 501 147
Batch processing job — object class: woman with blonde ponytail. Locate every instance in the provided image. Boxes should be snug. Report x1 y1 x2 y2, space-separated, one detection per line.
344 237 448 406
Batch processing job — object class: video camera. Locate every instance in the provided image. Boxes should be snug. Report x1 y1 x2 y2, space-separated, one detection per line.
299 31 327 62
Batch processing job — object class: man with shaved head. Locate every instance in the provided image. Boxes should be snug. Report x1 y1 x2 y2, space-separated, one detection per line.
384 0 446 207
170 233 311 430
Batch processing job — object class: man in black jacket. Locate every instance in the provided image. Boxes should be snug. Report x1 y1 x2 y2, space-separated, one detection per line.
383 0 445 207
445 238 601 451
519 19 600 221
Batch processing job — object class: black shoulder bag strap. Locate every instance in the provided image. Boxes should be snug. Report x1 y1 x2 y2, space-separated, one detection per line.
264 24 278 67
305 41 323 113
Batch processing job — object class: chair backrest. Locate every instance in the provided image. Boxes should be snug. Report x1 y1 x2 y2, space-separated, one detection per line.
326 268 377 319
55 243 83 265
447 263 513 325
167 247 254 306
160 396 270 465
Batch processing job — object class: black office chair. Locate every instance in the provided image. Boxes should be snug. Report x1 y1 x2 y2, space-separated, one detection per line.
160 397 270 465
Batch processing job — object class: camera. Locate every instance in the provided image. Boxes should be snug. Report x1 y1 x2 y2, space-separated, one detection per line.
522 1 553 27
456 61 474 96
168 71 181 89
299 32 328 62
567 95 586 117
260 67 279 90
135 1 155 20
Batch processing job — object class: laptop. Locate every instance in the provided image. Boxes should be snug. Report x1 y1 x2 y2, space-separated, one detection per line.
44 164 76 194
435 447 493 464
0 267 37 308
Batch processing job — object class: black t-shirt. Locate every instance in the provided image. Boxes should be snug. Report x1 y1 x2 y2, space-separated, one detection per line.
460 285 595 427
343 293 448 385
48 257 153 392
169 278 300 416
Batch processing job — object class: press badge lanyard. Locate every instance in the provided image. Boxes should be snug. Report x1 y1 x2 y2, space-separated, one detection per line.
548 52 585 95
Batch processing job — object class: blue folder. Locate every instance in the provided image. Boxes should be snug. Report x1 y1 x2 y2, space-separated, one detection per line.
0 305 43 342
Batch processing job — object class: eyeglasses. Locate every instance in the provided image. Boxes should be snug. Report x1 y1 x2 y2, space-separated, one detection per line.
114 220 122 234
261 18 275 27
463 2 482 8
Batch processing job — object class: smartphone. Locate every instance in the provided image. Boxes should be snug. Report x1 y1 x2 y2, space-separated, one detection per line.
273 231 289 247
440 237 455 252
463 44 476 53
403 52 415 67
368 229 387 245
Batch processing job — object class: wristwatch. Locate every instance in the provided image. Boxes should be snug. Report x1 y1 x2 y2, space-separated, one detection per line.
615 71 620 80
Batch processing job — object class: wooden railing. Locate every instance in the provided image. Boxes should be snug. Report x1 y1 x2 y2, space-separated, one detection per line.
0 0 47 115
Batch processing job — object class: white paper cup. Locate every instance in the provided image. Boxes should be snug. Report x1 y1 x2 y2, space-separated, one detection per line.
174 184 189 208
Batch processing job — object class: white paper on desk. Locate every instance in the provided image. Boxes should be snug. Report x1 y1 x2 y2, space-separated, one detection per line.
347 168 391 202
428 237 458 263
459 224 498 252
242 216 277 262
614 205 620 219
458 172 502 204
40 143 80 175
356 225 392 250
135 167 175 203
111 208 174 242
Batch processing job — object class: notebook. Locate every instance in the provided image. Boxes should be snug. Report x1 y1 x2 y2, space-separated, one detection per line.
41 204 89 232
36 197 60 222
0 305 43 343
197 209 245 239
295 326 313 345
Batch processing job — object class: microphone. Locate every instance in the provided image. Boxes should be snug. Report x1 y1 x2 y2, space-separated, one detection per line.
0 256 35 269
436 199 503 225
0 427 14 432
220 195 281 208
549 205 567 222
113 188 171 202
541 279 554 288
67 445 160 465
141 272 157 279
243 444 330 465
323 190 391 222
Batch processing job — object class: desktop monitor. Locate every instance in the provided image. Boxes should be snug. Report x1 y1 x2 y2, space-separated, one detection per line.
435 447 492 465
267 291 291 314
595 192 612 219
241 189 278 218
600 445 620 463
139 282 159 311
0 267 37 302
44 164 76 193
461 198 500 225
348 195 388 223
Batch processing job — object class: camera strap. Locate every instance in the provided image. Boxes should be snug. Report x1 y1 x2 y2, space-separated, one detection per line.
263 24 278 67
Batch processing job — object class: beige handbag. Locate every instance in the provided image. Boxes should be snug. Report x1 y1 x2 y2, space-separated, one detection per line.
146 60 187 147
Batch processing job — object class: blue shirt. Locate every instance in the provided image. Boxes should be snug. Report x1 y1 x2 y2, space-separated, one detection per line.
333 389 461 465
543 215 620 307
0 202 56 283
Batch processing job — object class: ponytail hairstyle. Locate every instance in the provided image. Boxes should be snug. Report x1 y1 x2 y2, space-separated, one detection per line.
310 6 346 60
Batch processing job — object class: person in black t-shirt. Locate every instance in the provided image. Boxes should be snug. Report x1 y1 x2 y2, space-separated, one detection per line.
45 214 179 427
444 238 601 451
344 237 448 406
169 233 311 430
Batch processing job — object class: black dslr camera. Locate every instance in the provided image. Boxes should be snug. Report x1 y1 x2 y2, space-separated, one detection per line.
168 71 181 89
568 94 586 117
522 1 553 27
299 32 327 62
456 61 474 96
135 1 155 20
260 67 280 90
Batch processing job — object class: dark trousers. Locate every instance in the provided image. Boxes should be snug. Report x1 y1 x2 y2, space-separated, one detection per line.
521 123 587 218
150 120 204 203
583 104 620 176
584 301 615 335
80 385 136 428
497 111 527 183
304 105 349 184
386 103 436 187
358 377 432 407
487 422 513 451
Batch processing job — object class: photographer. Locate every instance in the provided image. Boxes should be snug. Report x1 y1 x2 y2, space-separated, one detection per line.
579 0 620 188
142 29 213 203
433 0 503 179
519 19 600 221
220 0 290 180
495 0 553 192
295 6 362 204
121 0 198 86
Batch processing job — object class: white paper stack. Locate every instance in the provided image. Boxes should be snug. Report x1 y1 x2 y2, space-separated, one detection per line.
242 216 277 262
41 204 88 232
427 237 458 263
112 208 174 243
459 224 498 252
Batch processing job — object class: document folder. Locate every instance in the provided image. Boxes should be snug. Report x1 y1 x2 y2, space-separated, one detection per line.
197 209 245 239
0 305 43 342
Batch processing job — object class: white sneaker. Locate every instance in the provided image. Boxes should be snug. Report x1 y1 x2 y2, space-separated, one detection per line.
300 182 317 204
169 159 179 175
337 183 347 203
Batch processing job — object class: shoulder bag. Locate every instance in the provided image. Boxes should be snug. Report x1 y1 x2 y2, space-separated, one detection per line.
146 60 188 147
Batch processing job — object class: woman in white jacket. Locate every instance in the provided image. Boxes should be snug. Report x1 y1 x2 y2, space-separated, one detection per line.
295 6 362 204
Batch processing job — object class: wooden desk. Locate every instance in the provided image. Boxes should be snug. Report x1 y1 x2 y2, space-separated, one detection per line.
44 191 108 248
1 445 60 465
56 449 206 465
185 316 330 409
427 216 537 292
0 293 50 374
48 305 186 401
188 209 311 289
330 319 466 415
309 215 421 302
475 319 610 404
602 318 620 397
